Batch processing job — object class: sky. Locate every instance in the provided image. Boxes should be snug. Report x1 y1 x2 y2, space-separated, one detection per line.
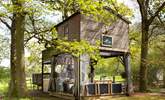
0 0 141 67
0 58 10 67
118 0 140 23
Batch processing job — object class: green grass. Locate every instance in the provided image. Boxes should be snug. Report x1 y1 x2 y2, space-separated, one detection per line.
3 98 31 100
85 95 165 100
1 77 165 100
6 95 165 100
0 80 9 95
2 95 165 100
95 75 125 82
148 88 162 93
0 77 33 96
26 78 33 90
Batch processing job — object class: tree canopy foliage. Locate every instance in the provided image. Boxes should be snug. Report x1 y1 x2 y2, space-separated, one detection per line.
0 34 10 62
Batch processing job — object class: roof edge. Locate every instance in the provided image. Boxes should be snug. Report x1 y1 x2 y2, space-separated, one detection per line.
103 6 131 24
55 12 80 27
55 8 131 27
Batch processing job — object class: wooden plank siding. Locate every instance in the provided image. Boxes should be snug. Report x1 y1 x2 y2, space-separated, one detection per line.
55 13 129 53
80 14 129 53
56 13 81 41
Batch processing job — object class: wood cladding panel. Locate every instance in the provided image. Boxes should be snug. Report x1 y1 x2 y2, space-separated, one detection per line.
56 14 129 52
81 15 129 52
56 14 80 41
68 14 80 41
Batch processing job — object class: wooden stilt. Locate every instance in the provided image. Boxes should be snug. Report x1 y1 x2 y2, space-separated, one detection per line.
49 57 56 91
74 57 81 100
42 56 44 91
124 53 133 95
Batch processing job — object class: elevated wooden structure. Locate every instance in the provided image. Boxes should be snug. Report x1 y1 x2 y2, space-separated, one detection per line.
41 11 132 100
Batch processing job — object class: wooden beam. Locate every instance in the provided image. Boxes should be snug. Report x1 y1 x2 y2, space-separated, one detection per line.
99 47 129 53
74 56 81 100
78 56 81 100
103 6 131 24
123 53 133 95
41 55 44 91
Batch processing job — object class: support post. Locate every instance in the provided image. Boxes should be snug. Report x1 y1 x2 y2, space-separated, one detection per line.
49 57 56 91
124 53 133 95
41 56 44 91
75 56 81 100
78 56 81 100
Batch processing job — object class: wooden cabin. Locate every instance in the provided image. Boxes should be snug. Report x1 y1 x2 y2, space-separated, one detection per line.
41 10 132 100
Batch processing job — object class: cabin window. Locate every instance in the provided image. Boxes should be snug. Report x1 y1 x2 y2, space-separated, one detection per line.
101 35 112 47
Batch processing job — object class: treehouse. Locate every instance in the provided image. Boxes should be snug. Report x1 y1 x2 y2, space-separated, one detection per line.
40 10 132 100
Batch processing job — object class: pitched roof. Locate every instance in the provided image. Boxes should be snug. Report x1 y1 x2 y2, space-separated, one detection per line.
56 7 131 27
55 12 80 27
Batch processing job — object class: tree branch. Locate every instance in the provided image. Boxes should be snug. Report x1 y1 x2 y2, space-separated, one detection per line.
157 14 164 25
148 25 157 39
137 0 147 21
24 30 35 46
0 18 11 30
148 2 165 25
145 0 149 9
110 0 119 13
103 6 131 23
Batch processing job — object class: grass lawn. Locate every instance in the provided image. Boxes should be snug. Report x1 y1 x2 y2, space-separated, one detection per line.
2 95 165 100
92 95 165 100
1 77 165 100
0 80 9 96
2 94 165 100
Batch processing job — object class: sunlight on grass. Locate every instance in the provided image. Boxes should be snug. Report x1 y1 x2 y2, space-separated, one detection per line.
26 78 33 90
4 98 31 100
2 95 165 100
94 75 125 82
85 95 165 100
0 81 9 95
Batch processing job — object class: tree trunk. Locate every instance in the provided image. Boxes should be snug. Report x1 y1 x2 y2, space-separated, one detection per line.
8 1 26 97
163 68 165 88
139 23 149 92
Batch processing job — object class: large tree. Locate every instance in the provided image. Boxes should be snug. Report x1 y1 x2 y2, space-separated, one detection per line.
8 0 27 97
137 0 165 92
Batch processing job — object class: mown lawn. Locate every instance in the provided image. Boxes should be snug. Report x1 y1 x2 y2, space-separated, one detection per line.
2 94 165 100
84 95 165 100
0 80 9 96
1 77 165 100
